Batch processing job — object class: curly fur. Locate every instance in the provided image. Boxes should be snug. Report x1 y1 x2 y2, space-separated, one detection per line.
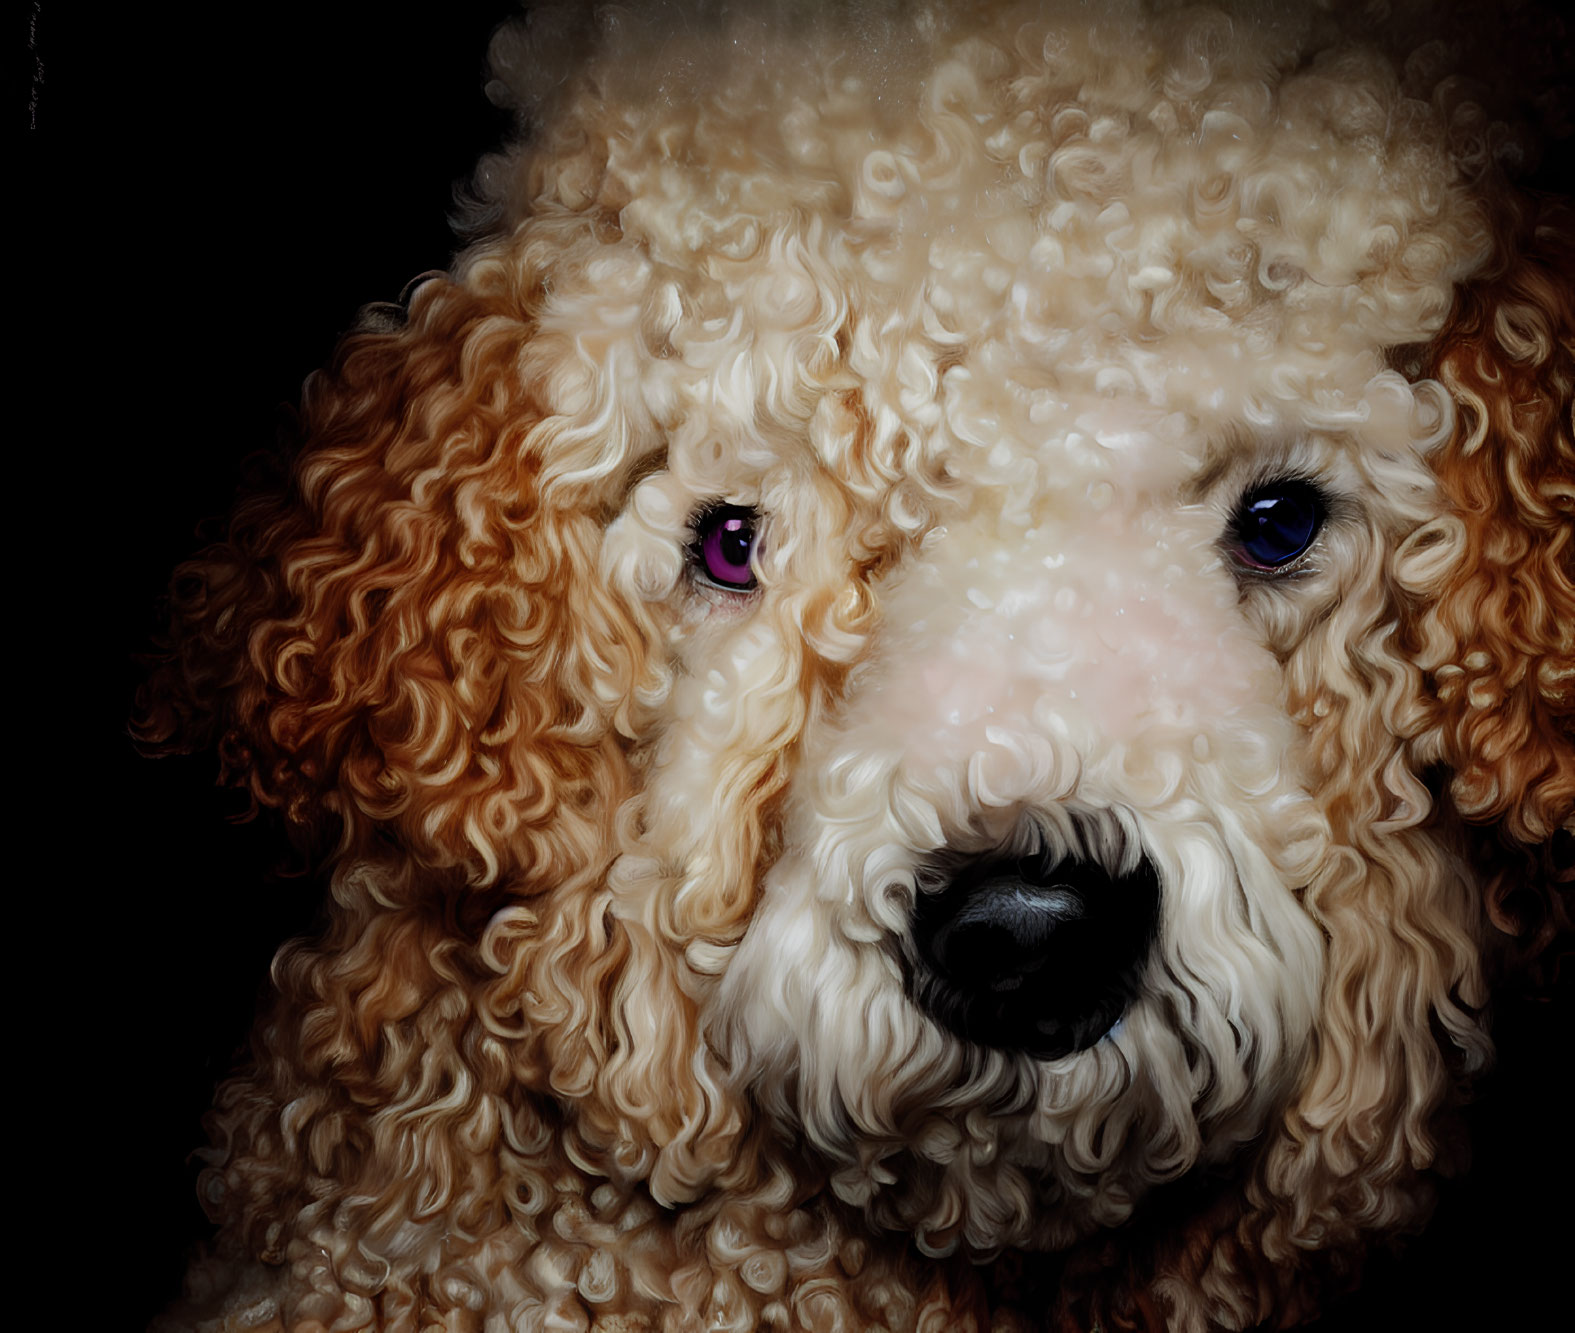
142 2 1573 1330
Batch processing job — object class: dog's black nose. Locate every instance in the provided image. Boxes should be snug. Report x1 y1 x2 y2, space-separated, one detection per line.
906 843 1160 1060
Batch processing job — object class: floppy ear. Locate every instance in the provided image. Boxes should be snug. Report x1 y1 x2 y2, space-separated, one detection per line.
140 271 647 894
1408 198 1575 946
141 259 757 1312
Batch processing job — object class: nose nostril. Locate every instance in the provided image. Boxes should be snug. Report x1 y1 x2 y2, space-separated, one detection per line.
906 842 1160 1060
931 883 1083 991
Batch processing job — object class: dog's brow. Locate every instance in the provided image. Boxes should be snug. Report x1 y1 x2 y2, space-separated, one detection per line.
606 447 673 519
1183 429 1250 501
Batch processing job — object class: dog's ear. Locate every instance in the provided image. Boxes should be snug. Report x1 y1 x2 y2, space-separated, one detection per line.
140 272 649 893
140 259 759 1261
1215 200 1575 1306
1408 198 1575 942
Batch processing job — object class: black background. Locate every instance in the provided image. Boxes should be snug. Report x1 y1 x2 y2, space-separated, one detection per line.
23 2 1569 1328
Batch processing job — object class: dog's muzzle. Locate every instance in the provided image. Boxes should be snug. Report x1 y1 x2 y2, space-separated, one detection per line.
905 841 1160 1061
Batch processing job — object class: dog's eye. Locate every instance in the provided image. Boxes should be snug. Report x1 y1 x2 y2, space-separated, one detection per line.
1229 479 1325 570
691 505 760 591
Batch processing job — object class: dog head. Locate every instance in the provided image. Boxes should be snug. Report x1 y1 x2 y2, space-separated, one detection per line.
146 2 1571 1328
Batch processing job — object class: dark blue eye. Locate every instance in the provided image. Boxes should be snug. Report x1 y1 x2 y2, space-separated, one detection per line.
691 505 760 590
1231 479 1325 569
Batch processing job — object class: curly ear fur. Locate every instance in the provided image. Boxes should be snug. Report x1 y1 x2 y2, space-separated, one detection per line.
1408 199 1575 952
140 273 646 892
141 258 772 1322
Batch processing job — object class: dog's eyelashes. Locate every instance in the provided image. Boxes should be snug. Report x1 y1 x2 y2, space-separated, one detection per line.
1229 478 1326 571
690 504 761 592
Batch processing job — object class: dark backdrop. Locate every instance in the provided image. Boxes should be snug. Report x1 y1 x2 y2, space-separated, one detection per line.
23 3 1568 1328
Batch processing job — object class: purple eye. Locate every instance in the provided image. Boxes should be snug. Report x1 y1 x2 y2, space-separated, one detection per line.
691 505 760 591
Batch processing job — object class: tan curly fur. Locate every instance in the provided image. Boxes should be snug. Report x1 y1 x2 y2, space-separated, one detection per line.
142 3 1572 1330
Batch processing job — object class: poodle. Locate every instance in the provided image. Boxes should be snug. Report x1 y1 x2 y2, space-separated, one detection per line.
143 1 1573 1329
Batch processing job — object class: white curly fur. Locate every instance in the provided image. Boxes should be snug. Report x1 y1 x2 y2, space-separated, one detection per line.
147 2 1572 1330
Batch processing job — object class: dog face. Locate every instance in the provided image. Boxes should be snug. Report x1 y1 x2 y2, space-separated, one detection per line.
147 2 1571 1328
559 3 1491 1256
